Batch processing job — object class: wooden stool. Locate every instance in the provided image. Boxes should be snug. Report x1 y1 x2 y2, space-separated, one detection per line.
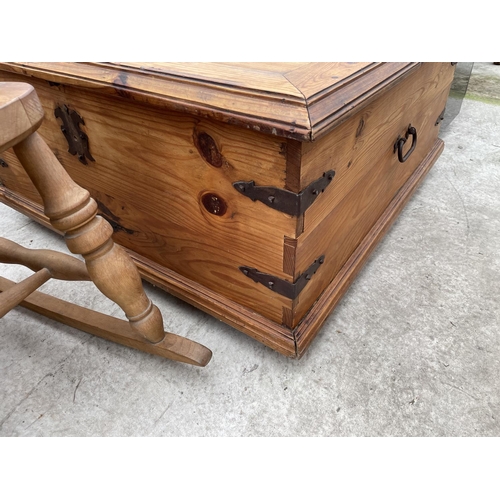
0 82 212 366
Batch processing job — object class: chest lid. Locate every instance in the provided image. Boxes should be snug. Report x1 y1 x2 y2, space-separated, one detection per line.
0 62 419 141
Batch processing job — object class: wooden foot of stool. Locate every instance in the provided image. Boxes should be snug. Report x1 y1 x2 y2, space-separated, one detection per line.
0 276 212 366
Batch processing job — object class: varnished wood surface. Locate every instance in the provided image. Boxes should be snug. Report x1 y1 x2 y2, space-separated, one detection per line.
0 139 444 358
0 62 418 141
298 63 453 239
295 139 444 357
288 64 454 326
300 63 454 186
0 147 43 204
115 62 306 97
288 62 420 139
0 64 454 356
1 82 212 364
0 237 89 281
0 268 50 318
0 188 48 226
0 82 44 152
130 249 297 356
13 130 167 344
0 71 296 324
0 194 296 355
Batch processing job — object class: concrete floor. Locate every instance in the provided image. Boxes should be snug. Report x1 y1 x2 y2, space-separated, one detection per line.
1 63 499 437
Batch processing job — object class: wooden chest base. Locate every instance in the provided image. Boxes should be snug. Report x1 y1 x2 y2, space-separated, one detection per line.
0 62 453 357
0 138 443 357
142 138 443 357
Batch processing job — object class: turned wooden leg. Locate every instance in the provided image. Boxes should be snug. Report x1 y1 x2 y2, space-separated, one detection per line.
0 237 89 318
1 82 212 365
0 237 89 281
13 132 166 344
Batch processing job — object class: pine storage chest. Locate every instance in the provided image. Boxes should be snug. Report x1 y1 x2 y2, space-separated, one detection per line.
0 62 455 357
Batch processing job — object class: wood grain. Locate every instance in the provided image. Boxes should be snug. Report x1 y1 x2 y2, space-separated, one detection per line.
130 249 297 356
0 63 419 141
13 131 167 343
0 71 297 324
0 268 50 318
0 63 455 357
283 62 374 99
295 139 444 357
0 185 293 356
0 82 44 152
305 63 420 139
0 147 43 202
1 81 212 363
0 187 49 227
284 138 302 192
0 140 445 359
301 63 455 234
114 62 305 97
0 237 89 281
283 236 297 276
290 65 454 326
0 62 311 140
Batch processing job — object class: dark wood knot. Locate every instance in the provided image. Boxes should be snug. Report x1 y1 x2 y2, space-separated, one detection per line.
194 131 223 168
201 193 227 216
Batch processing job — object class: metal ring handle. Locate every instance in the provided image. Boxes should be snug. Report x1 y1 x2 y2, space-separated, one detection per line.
395 125 417 163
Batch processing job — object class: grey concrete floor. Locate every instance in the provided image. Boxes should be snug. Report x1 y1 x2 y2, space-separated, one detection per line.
1 63 499 437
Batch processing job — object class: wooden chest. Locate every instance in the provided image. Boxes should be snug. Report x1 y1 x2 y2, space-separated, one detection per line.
0 62 455 357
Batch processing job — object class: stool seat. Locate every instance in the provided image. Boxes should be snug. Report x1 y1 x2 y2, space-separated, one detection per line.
0 82 44 153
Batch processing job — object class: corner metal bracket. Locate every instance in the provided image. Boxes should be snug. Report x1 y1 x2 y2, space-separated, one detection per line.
233 170 335 217
55 105 95 165
239 255 325 300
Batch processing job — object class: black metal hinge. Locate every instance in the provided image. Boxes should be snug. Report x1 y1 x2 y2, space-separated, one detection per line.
233 170 335 217
240 255 324 300
55 105 95 165
435 107 446 126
